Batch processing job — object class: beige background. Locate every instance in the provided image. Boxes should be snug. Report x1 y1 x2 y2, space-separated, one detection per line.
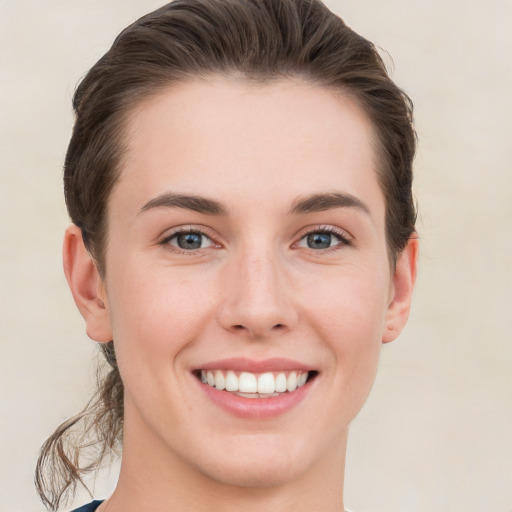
1 0 511 511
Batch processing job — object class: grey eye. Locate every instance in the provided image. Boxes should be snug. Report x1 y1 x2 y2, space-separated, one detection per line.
306 233 333 249
177 232 202 249
296 229 349 251
168 231 213 250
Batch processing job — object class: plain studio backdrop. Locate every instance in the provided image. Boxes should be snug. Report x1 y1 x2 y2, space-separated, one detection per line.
1 1 511 511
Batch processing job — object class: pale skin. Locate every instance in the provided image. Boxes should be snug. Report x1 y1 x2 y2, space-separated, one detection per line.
64 78 418 512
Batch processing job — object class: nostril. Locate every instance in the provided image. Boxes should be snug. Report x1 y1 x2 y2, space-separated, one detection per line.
228 322 287 336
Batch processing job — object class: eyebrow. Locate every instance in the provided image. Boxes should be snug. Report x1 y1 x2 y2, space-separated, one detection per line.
138 191 369 218
138 192 228 216
289 192 370 215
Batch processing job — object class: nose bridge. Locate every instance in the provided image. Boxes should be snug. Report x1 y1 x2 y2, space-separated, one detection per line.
218 241 297 338
243 248 281 306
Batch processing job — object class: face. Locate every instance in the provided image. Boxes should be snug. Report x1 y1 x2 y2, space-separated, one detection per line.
84 78 412 489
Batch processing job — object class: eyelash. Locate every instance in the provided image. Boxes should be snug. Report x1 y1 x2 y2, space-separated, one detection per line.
295 226 353 253
159 227 219 255
159 225 352 255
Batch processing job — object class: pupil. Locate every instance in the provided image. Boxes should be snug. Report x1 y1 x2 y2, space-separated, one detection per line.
307 233 331 249
178 233 202 249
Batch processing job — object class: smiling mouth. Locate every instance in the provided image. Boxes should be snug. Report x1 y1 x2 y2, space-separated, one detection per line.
194 369 318 398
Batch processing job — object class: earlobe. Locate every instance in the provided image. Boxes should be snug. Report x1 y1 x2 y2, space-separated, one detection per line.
382 236 419 343
63 224 113 343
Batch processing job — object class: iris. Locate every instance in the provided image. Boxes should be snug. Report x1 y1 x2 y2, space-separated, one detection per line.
307 232 332 249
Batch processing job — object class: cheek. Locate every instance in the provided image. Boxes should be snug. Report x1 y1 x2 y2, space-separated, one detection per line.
305 262 389 336
303 265 389 380
104 270 212 422
106 265 217 365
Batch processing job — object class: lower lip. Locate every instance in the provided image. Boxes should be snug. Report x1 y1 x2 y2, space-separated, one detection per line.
196 376 315 419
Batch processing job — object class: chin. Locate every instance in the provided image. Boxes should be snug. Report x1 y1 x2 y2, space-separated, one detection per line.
199 455 308 489
187 431 327 490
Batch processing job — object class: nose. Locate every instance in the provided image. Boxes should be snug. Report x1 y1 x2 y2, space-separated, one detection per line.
217 248 298 339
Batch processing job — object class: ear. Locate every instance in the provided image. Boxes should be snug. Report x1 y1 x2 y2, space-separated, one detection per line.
382 236 419 343
63 224 113 343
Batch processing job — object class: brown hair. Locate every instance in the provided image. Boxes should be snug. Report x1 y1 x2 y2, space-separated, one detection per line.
36 0 416 509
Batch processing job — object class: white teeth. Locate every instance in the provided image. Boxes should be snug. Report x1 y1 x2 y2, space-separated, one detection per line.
225 370 238 392
214 370 225 390
200 369 311 394
287 371 298 392
257 372 275 394
239 372 258 393
275 373 288 392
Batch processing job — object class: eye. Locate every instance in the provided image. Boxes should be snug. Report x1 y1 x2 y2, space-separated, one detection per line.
296 228 351 251
164 230 215 251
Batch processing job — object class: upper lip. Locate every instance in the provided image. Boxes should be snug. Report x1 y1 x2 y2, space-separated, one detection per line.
194 357 316 373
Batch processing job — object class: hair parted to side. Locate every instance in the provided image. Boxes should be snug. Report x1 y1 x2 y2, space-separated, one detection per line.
36 0 416 509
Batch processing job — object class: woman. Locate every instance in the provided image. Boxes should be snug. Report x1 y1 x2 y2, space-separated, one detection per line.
36 0 418 511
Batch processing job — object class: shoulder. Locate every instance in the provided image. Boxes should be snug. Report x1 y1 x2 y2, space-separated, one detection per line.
70 500 104 512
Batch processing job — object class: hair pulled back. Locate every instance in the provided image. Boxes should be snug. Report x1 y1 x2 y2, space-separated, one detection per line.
36 0 416 509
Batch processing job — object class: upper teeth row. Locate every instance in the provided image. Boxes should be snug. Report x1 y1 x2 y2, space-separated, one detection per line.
200 370 309 394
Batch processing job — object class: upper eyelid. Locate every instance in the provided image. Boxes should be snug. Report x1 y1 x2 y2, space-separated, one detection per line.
159 225 217 243
165 230 211 243
296 225 353 242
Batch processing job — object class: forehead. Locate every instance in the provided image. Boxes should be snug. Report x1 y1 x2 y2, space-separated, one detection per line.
113 78 384 222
